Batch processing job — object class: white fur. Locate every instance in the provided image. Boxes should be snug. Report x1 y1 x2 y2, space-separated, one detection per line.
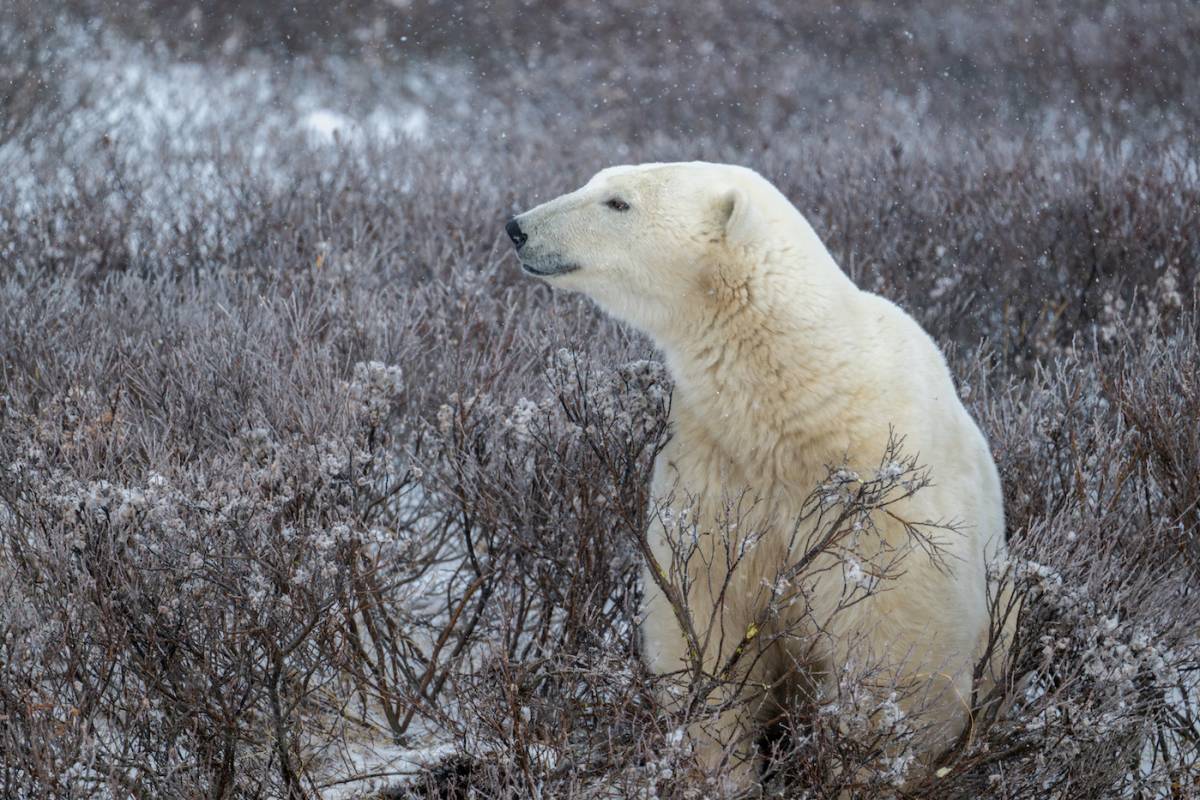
512 162 1009 787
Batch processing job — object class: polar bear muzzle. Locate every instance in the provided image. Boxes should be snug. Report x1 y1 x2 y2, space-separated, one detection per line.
504 214 580 277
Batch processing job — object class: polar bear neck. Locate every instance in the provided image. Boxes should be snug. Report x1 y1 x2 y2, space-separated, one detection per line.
651 244 869 478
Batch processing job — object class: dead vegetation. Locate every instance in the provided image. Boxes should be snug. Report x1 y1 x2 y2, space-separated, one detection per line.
0 1 1198 797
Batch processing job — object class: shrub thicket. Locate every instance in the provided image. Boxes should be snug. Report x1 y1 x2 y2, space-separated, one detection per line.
1 1 1197 797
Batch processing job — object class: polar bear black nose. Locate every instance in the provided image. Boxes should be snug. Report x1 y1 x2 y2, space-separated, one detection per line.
505 218 527 249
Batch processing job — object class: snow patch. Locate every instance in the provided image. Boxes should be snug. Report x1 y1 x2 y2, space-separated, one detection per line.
318 740 455 799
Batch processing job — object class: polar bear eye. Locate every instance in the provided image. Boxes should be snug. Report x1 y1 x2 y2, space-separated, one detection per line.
604 198 631 212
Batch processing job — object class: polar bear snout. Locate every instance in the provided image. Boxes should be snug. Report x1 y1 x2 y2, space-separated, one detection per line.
505 211 581 278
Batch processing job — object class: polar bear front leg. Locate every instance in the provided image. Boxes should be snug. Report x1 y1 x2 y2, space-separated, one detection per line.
640 564 766 794
688 681 766 795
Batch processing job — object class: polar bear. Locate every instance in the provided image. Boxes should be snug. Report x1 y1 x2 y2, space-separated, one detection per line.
506 162 1009 790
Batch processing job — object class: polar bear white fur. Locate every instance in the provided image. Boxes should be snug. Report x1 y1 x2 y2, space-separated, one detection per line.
508 162 1008 789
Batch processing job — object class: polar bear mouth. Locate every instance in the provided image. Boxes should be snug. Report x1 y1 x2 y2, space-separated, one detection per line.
521 260 580 277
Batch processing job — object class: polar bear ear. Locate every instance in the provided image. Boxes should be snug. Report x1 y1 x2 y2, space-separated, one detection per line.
718 185 757 247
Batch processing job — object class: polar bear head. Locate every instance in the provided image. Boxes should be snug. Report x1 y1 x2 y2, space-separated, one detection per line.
506 162 828 335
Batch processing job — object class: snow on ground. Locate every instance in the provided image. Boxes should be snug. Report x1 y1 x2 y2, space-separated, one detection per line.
0 22 460 227
0 21 481 279
317 739 456 799
301 106 429 145
306 481 466 796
